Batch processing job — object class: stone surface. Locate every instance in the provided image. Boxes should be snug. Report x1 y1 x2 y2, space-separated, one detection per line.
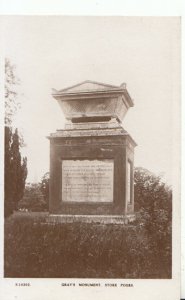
49 132 136 216
62 159 114 203
49 80 136 220
50 127 132 138
64 118 121 130
52 80 134 123
46 214 136 225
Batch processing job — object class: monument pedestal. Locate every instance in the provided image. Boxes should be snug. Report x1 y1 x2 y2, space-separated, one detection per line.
48 126 136 218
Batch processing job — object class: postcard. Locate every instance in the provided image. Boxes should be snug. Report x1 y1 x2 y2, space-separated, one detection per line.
0 6 182 300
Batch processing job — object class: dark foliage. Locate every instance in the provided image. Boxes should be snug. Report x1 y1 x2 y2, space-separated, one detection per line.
18 183 47 212
40 172 50 210
4 59 27 217
4 127 27 217
134 167 172 276
134 167 172 214
4 216 171 279
18 173 49 212
4 167 172 278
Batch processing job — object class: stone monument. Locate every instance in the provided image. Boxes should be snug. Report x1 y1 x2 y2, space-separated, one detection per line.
48 80 137 224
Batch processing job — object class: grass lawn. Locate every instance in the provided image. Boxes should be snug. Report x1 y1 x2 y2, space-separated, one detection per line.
4 212 171 279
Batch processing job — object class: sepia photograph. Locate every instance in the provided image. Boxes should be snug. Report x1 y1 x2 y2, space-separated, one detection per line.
0 12 181 300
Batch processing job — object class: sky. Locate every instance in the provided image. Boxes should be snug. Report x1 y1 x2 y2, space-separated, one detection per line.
3 16 180 184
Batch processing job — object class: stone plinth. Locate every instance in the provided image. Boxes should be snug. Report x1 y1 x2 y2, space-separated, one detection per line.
48 127 136 216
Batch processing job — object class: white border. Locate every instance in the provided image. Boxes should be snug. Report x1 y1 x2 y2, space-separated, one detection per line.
0 1 183 300
0 0 182 16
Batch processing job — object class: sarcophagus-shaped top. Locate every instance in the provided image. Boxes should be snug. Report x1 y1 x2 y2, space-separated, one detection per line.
52 80 134 123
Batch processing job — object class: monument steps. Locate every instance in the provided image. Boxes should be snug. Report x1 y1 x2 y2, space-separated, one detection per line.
46 214 136 225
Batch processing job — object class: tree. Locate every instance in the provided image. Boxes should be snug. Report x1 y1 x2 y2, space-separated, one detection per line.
134 167 172 276
40 172 50 210
4 59 27 217
134 167 172 236
134 167 172 221
18 173 50 212
5 58 20 127
11 129 27 209
18 183 46 212
4 126 14 216
4 127 28 217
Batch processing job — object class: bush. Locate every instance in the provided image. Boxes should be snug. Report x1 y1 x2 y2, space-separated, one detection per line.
4 168 172 278
134 167 172 277
4 216 171 278
18 183 47 212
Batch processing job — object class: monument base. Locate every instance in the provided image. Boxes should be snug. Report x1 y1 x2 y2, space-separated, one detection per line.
49 127 136 216
46 214 136 225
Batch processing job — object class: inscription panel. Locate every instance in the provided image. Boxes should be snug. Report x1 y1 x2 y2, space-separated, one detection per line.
62 160 114 202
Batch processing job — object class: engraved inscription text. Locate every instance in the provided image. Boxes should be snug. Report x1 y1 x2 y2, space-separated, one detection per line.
62 160 114 202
